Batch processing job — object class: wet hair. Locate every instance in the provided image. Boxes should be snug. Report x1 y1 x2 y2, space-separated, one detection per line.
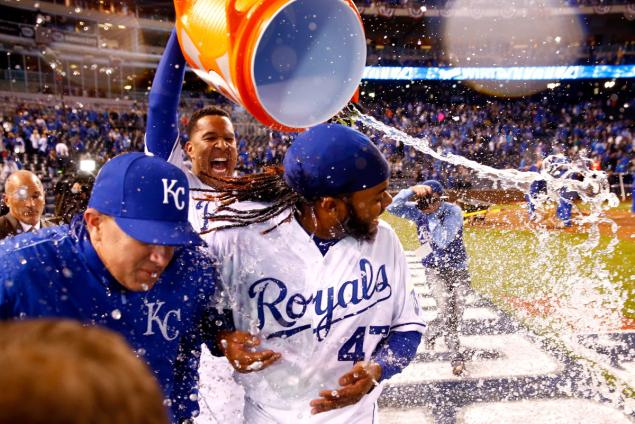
197 166 302 234
199 167 377 240
186 106 231 139
0 319 169 424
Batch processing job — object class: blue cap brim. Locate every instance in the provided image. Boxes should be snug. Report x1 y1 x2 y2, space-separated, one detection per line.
114 216 203 247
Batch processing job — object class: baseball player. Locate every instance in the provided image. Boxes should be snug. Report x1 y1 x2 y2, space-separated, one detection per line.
205 124 426 423
387 180 471 376
0 152 231 423
145 30 276 423
526 157 574 227
145 29 237 233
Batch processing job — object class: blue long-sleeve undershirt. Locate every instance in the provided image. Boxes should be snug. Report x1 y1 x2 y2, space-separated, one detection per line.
371 330 421 381
387 189 462 250
146 29 186 160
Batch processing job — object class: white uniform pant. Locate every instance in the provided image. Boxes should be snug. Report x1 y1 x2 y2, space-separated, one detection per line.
424 267 471 364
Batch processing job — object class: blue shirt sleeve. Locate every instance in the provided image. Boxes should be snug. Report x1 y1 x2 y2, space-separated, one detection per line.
371 330 422 381
386 189 423 222
146 29 186 160
203 308 236 357
429 204 463 250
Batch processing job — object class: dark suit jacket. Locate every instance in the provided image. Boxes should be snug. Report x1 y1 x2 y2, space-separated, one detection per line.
0 214 55 241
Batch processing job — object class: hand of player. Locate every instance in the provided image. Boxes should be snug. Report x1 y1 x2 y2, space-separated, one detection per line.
217 330 281 373
309 361 382 415
412 184 434 199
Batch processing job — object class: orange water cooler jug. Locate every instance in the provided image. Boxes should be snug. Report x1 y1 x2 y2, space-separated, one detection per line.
174 0 366 132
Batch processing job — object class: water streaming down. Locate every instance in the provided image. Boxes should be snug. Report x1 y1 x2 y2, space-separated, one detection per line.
352 110 633 411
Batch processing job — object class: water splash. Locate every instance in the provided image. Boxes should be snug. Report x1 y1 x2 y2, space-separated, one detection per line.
355 111 619 222
351 110 631 411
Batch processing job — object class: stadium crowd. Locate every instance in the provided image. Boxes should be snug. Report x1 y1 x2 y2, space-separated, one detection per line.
0 91 632 209
362 93 635 188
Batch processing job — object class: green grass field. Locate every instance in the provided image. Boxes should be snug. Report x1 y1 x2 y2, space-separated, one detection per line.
382 211 635 320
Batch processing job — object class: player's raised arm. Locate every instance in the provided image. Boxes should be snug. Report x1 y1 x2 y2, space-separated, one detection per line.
145 29 186 160
386 187 425 221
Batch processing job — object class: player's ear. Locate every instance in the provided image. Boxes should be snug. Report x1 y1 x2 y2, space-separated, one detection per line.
184 141 193 159
318 197 339 216
319 196 349 223
84 208 103 241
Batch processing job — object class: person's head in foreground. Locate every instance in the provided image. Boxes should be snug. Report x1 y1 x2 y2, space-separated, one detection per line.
204 123 392 241
84 152 202 291
0 319 169 424
3 170 45 226
185 106 238 184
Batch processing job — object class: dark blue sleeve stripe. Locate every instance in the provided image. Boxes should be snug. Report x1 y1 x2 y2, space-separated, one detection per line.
146 29 186 160
371 330 422 382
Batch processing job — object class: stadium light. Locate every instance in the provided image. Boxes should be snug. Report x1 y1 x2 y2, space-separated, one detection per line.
79 159 96 173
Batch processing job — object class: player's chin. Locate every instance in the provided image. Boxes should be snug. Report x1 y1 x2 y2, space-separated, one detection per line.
130 271 160 291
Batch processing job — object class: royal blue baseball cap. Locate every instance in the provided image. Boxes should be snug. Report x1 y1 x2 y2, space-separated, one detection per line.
422 180 444 195
88 152 202 246
283 123 390 199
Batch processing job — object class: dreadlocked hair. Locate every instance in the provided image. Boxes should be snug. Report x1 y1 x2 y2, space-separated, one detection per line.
196 166 304 234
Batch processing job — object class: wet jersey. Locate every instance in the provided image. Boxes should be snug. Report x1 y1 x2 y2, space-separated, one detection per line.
207 215 426 423
0 221 219 423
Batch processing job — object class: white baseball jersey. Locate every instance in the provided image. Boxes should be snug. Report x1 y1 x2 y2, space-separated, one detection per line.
207 213 426 423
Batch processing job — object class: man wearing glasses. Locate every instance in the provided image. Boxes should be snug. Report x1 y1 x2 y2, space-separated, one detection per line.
387 180 471 376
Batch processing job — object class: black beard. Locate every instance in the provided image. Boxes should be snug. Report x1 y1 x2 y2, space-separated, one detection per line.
341 202 377 242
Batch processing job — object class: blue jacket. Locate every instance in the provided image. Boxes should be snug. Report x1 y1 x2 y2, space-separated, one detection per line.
387 189 468 270
0 218 222 423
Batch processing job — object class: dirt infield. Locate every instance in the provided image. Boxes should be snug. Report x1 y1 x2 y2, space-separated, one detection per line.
467 202 635 242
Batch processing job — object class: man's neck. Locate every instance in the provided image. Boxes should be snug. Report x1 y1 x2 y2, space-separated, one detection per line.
14 215 39 231
295 205 344 240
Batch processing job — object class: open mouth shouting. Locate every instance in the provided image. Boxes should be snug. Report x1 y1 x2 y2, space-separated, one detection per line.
210 157 229 175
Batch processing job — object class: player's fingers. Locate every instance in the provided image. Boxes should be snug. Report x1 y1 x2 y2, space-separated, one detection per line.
338 367 366 386
310 392 358 414
332 377 372 401
309 398 338 415
241 349 279 363
242 335 261 347
233 350 281 373
318 389 342 400
258 353 281 370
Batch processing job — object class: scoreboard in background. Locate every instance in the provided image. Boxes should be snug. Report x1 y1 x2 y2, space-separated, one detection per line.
363 65 635 81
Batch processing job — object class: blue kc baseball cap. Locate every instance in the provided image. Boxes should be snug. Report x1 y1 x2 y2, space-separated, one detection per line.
88 152 202 246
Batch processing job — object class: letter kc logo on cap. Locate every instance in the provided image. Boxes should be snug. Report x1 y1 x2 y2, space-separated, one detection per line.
161 178 185 210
